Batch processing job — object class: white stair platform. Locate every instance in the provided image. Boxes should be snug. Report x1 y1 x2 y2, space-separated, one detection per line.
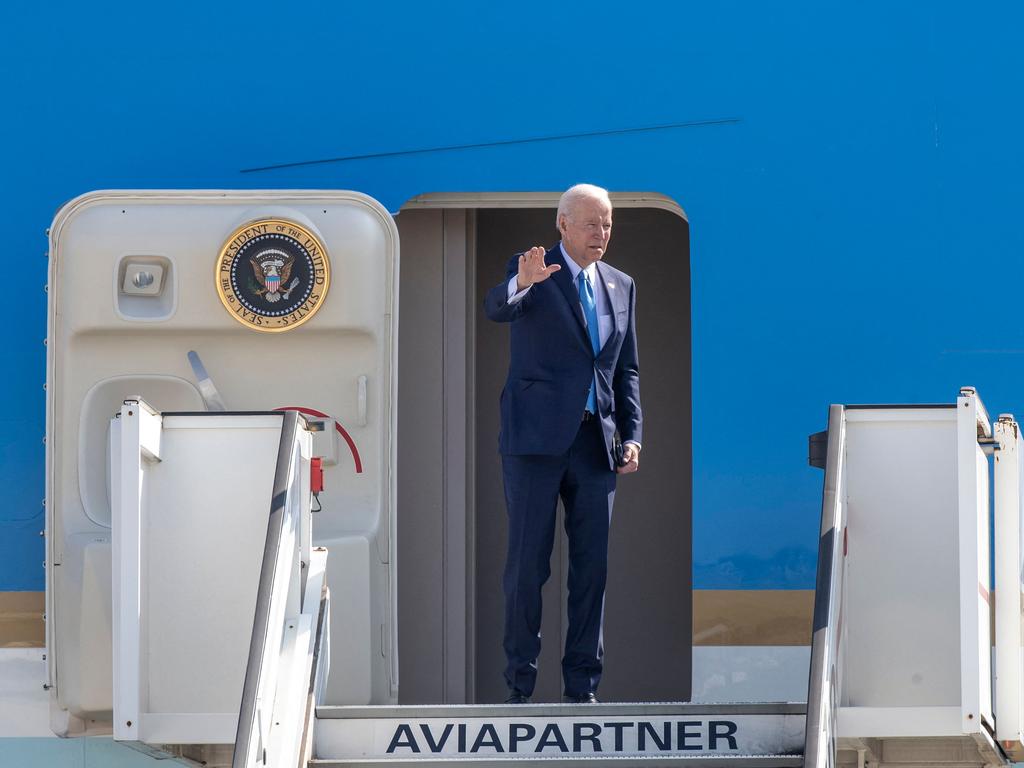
313 703 805 765
310 758 804 768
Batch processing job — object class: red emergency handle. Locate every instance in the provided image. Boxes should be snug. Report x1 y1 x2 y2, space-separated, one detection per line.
311 457 324 495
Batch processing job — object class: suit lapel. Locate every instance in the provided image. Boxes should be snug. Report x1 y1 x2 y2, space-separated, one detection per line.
595 262 624 356
549 247 592 350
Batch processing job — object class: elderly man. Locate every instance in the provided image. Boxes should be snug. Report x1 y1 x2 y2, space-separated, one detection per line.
484 184 642 704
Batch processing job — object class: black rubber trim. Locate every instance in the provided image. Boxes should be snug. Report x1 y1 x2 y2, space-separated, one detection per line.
844 403 956 410
163 410 287 417
808 429 828 469
812 529 834 633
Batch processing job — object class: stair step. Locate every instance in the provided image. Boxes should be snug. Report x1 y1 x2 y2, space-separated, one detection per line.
310 755 804 768
313 703 805 762
317 703 807 719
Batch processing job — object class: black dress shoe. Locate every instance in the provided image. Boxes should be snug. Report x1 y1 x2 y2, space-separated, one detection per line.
563 692 599 703
504 691 531 704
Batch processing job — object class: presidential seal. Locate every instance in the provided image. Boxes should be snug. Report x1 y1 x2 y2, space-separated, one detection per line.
216 219 330 332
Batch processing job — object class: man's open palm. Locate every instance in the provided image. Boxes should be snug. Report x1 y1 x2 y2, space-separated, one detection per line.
517 246 561 291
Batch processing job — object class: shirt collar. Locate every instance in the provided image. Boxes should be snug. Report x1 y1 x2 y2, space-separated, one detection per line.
559 242 597 284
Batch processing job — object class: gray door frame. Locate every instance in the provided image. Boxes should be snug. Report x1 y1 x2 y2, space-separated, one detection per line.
399 192 689 703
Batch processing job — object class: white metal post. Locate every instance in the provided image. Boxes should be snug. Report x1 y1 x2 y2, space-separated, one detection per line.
112 399 161 743
995 414 1024 753
805 405 847 768
956 387 993 732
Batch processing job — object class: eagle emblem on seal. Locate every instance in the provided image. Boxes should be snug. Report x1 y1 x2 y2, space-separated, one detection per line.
216 219 331 333
250 248 300 303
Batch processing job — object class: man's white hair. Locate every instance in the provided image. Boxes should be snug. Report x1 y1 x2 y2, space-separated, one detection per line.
556 184 612 231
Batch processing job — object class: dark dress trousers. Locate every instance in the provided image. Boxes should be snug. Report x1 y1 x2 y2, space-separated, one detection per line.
483 244 642 697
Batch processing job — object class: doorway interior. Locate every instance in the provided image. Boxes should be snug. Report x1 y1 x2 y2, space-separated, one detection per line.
395 194 691 704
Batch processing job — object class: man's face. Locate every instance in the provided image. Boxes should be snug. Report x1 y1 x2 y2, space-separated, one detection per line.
560 197 613 267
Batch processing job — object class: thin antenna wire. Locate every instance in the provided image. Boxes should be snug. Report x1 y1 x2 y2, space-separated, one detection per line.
240 118 742 173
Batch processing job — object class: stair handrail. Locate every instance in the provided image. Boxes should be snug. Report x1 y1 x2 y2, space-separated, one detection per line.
995 414 1024 756
233 410 312 768
804 404 847 768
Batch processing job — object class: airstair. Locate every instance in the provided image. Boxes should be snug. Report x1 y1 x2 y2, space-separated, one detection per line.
39 191 1024 767
107 403 330 767
94 396 807 768
297 387 1023 768
99 387 1024 768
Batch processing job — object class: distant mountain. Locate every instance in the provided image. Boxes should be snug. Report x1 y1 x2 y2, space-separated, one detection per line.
693 547 817 589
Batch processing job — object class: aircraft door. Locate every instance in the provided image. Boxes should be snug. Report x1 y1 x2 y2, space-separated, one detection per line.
46 190 399 734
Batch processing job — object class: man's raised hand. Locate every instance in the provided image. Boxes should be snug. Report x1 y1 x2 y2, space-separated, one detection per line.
517 246 561 291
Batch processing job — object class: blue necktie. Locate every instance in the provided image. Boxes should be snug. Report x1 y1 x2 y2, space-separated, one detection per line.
578 270 600 414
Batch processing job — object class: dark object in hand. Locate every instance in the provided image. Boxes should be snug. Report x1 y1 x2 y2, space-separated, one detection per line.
613 438 628 467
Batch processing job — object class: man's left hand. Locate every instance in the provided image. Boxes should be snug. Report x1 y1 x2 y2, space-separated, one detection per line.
616 444 640 474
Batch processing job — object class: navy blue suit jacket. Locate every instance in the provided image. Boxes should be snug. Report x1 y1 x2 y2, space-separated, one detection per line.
484 245 642 471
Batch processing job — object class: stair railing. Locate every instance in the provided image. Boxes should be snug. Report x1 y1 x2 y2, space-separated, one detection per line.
233 410 330 768
804 404 848 768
